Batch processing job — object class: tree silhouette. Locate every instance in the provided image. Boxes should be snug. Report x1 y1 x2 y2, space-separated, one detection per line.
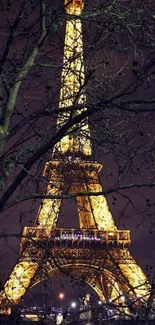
0 0 155 321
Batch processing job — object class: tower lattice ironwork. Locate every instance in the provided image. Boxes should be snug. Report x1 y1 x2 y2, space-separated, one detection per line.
0 0 149 313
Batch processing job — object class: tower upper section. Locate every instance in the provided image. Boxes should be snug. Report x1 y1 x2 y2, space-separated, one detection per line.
64 0 84 14
55 0 92 158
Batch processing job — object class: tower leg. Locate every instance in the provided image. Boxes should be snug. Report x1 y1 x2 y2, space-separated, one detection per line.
73 183 97 228
119 251 149 301
87 182 116 231
37 185 62 229
0 248 39 312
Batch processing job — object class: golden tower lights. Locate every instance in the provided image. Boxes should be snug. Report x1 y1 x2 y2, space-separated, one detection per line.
0 0 149 313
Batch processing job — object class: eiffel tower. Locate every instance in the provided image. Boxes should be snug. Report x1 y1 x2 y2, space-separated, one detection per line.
0 0 149 313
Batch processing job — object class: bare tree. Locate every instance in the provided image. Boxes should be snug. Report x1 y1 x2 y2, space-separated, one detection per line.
0 0 154 210
0 0 155 321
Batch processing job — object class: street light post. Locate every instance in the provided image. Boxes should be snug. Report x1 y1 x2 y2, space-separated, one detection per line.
59 293 64 311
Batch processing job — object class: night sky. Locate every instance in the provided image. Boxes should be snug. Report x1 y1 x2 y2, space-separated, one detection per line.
0 0 155 307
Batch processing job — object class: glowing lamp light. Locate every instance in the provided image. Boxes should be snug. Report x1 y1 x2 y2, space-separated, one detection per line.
71 302 76 308
98 300 102 305
59 293 64 300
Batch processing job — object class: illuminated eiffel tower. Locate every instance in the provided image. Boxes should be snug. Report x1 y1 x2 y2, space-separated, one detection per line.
0 0 149 313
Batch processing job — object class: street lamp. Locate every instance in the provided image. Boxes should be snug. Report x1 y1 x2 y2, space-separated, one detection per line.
59 293 64 311
71 302 76 308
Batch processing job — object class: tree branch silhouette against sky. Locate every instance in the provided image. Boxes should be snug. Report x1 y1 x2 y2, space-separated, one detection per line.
0 0 155 315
